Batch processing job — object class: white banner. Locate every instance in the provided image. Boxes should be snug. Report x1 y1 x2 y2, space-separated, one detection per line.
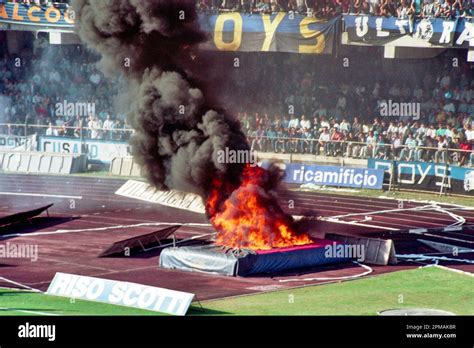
39 136 130 164
0 134 37 151
47 272 195 316
115 180 206 214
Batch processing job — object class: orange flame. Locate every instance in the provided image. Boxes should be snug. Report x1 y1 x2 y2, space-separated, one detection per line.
206 164 312 250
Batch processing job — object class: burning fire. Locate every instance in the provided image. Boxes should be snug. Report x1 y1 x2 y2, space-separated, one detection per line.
206 164 313 250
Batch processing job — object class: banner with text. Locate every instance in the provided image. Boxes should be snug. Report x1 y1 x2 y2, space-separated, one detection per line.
0 134 36 151
0 4 337 54
0 2 74 28
368 159 474 195
344 15 474 48
39 137 130 164
200 13 338 54
277 163 384 189
47 272 194 316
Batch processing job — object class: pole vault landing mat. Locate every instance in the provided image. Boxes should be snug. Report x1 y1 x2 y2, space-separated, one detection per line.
99 225 182 257
0 203 53 232
159 239 351 277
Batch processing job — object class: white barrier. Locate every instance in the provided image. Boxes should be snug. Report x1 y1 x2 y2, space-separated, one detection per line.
110 153 368 178
0 151 86 174
110 156 142 177
115 180 206 214
257 151 368 167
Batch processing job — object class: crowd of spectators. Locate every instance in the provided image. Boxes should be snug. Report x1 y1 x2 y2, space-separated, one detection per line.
0 35 474 166
9 0 69 9
6 0 474 19
196 0 474 18
243 114 474 165
0 40 132 141
216 51 474 166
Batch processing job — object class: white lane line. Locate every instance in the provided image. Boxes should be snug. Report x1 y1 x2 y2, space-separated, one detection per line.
19 216 212 237
319 217 399 231
0 192 83 200
432 265 474 277
0 307 61 316
0 277 43 292
1 222 212 238
38 257 115 272
282 198 461 223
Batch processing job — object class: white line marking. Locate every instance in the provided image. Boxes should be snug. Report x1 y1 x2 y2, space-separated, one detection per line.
377 196 474 210
278 261 373 282
318 217 399 231
432 265 474 277
0 307 61 316
1 222 212 238
0 192 83 199
0 277 43 292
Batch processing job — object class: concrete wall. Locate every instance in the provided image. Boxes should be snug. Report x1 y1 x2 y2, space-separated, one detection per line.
0 151 87 174
257 152 368 168
110 156 142 177
109 153 368 177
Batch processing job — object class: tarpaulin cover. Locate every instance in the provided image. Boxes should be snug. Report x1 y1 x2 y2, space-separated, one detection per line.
159 239 350 277
159 245 243 276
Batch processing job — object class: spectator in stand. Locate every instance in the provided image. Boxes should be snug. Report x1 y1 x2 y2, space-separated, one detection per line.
392 132 403 159
45 122 58 137
374 132 388 159
387 121 398 135
400 132 417 161
102 114 114 140
88 115 102 139
320 116 330 130
300 127 314 153
267 125 277 152
318 127 331 155
288 115 300 129
300 115 311 129
287 127 299 153
329 126 343 156
426 123 437 138
274 126 286 153
340 117 351 132
363 130 376 158
415 133 426 161
435 135 448 163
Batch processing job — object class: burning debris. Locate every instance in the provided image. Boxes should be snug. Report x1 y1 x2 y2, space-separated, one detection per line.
207 164 312 250
74 0 312 251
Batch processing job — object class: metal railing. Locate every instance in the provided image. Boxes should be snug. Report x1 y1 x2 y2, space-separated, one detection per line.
247 135 474 166
0 122 133 140
1 123 473 167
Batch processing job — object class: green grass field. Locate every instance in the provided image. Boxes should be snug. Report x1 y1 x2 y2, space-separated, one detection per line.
0 267 472 316
199 266 474 315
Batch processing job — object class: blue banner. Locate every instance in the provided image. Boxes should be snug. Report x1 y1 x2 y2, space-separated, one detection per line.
0 3 337 54
344 15 473 48
199 13 337 54
282 163 384 189
368 159 474 195
0 3 74 27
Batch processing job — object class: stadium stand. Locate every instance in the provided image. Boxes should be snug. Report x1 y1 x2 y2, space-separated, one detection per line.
197 0 473 18
0 1 474 168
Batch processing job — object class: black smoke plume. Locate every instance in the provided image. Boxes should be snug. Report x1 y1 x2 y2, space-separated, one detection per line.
73 0 248 197
74 0 314 246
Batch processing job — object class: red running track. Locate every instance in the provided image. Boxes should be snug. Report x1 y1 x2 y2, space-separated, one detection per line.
0 173 472 301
